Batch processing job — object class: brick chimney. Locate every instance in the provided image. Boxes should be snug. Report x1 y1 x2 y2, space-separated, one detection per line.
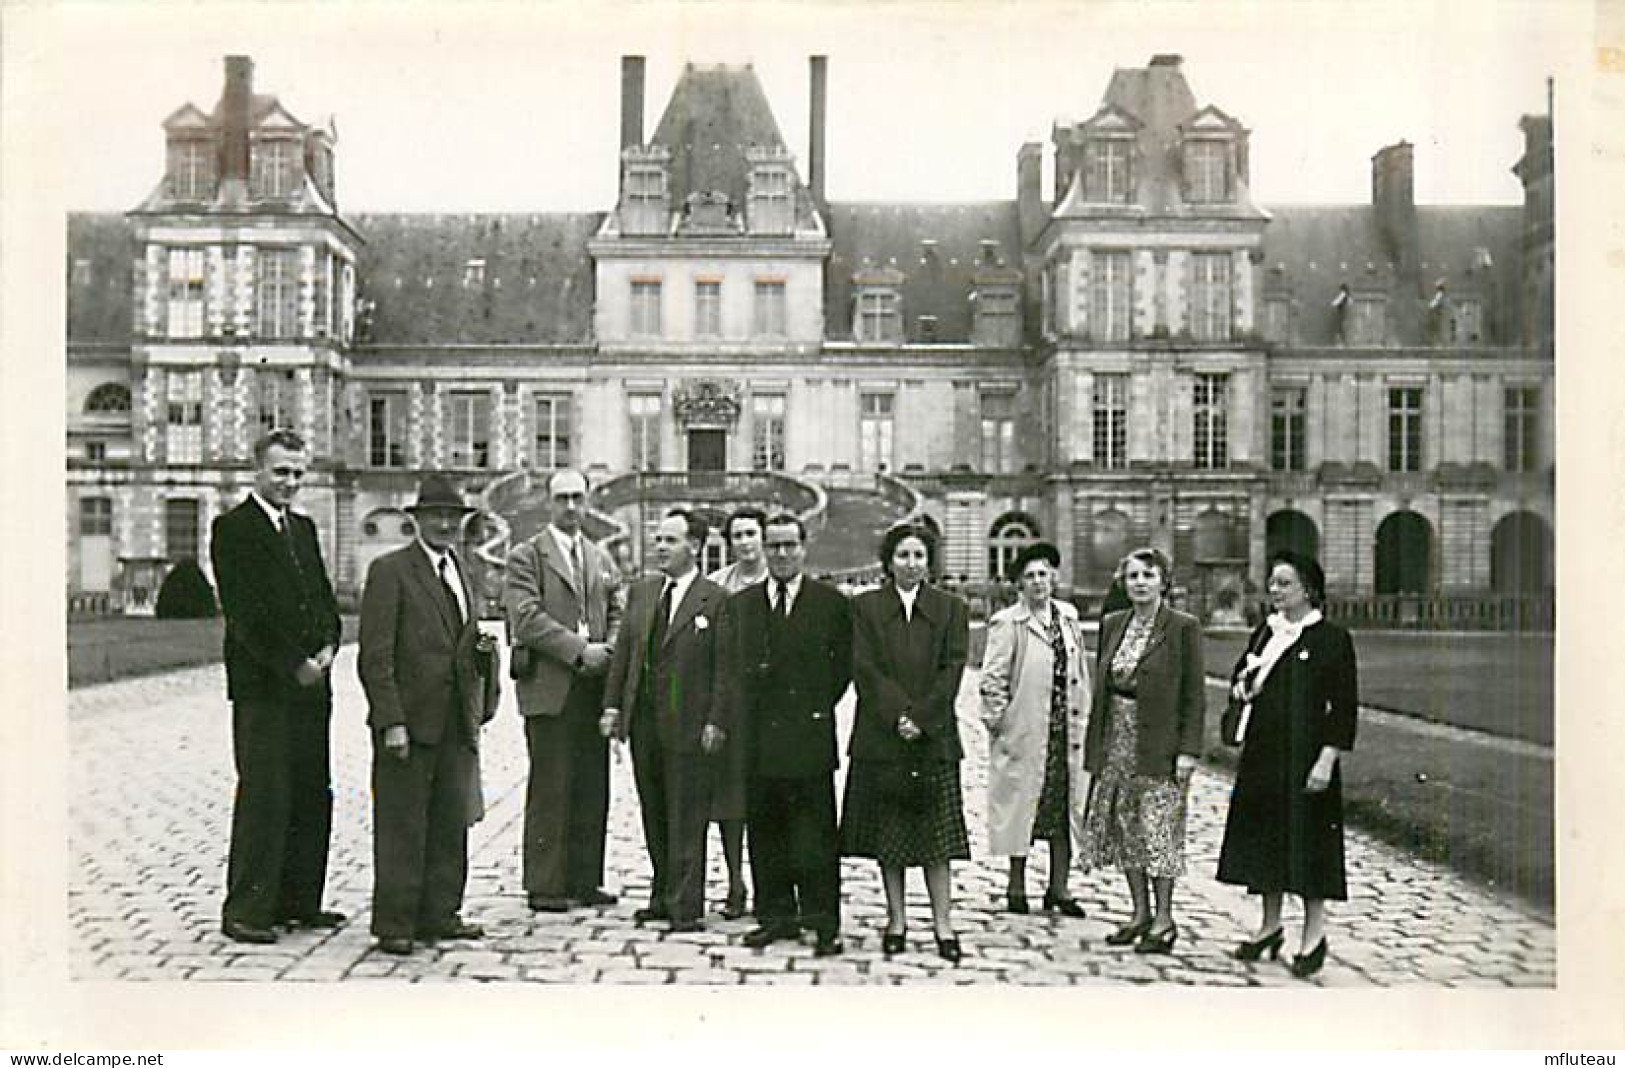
620 56 645 150
1372 141 1421 339
219 55 254 181
1017 142 1047 249
809 55 828 210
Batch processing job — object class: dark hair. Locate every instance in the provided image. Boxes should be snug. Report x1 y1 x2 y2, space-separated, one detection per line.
725 506 768 540
1268 549 1326 608
879 521 937 578
1007 540 1061 583
762 512 806 543
1114 546 1174 593
664 507 709 546
252 428 307 465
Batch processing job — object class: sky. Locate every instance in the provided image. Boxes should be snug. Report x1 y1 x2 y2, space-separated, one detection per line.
30 0 1577 214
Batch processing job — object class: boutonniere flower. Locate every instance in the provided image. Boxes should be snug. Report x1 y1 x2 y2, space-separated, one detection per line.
1298 649 1311 661
693 614 710 631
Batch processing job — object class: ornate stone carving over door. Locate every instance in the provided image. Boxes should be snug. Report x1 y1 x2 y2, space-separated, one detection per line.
673 379 743 430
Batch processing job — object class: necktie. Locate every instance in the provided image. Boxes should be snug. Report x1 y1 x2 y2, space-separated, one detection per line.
572 536 586 592
279 510 304 575
650 580 674 651
773 581 791 621
437 555 465 625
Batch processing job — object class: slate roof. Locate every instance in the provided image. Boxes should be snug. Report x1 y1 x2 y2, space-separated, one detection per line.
647 64 820 230
67 213 135 346
349 213 602 347
1258 204 1523 345
825 202 1024 343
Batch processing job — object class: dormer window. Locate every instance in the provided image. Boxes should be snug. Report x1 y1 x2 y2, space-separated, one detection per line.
1184 139 1231 203
463 259 486 287
252 139 300 199
1084 137 1133 203
855 289 902 344
627 165 666 208
167 139 216 201
748 164 793 235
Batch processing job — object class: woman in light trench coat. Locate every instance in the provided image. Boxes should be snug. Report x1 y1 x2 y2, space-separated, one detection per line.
978 542 1091 916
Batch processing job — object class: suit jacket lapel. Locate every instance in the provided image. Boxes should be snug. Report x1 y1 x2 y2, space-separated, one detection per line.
663 578 710 650
251 503 299 577
1100 611 1130 667
406 545 461 636
1137 604 1172 663
540 532 580 598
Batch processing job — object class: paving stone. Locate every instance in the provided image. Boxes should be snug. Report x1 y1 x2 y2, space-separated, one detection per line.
596 968 673 984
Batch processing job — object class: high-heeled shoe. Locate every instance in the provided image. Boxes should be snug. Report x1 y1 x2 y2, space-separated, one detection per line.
720 886 748 920
935 935 963 965
881 931 906 956
1104 918 1152 946
1290 938 1328 978
1134 923 1179 955
1005 891 1030 914
1232 927 1285 962
1042 891 1085 918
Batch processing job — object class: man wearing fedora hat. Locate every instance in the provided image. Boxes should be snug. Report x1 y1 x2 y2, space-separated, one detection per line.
358 473 500 955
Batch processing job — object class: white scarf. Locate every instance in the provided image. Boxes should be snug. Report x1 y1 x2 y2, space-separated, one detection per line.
1233 609 1323 742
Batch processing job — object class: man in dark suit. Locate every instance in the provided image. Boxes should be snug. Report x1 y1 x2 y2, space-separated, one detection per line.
504 469 622 911
711 513 853 957
357 474 500 956
209 428 344 945
602 510 725 932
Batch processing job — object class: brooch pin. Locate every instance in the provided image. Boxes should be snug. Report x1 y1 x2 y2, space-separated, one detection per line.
1298 649 1311 660
694 614 710 631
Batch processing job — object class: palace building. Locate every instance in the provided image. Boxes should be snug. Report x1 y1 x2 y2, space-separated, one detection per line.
65 54 1554 625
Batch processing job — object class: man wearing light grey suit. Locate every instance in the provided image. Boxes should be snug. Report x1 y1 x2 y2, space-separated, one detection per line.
504 469 623 911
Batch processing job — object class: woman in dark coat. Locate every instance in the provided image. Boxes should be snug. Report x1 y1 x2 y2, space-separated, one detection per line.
840 522 971 964
1217 550 1358 979
1081 547 1205 955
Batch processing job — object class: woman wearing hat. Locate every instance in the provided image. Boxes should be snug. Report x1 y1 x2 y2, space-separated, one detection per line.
1082 546 1205 954
978 541 1091 916
1217 550 1359 979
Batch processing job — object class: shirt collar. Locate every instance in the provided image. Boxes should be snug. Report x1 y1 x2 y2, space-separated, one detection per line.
418 538 455 572
250 491 287 528
547 524 582 555
770 572 803 603
662 566 699 605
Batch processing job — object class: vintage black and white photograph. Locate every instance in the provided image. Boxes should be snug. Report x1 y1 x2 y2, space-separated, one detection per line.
8 0 1623 1050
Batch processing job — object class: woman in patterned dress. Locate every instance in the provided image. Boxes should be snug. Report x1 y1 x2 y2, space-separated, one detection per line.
840 523 972 963
979 542 1091 917
1082 547 1206 954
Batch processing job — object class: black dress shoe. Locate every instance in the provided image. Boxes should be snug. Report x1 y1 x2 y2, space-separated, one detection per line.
881 931 906 956
528 895 572 913
375 936 415 956
1233 927 1285 962
1290 938 1329 979
719 887 748 920
572 888 618 907
1042 892 1086 918
422 920 485 941
667 917 705 934
935 936 963 965
813 933 844 958
741 923 799 949
221 919 278 945
1134 923 1179 955
284 910 347 930
1104 918 1152 947
1005 891 1030 915
633 905 670 925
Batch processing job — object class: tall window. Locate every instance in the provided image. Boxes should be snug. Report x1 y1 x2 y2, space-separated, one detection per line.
1193 373 1229 470
1351 296 1387 345
754 280 787 337
859 392 895 472
752 394 786 471
1387 386 1423 473
165 371 203 463
165 498 201 561
855 290 902 343
1504 386 1539 472
627 167 666 207
252 139 298 199
258 371 295 435
694 280 722 339
1270 387 1307 472
1092 374 1128 470
312 251 332 338
1454 299 1484 343
750 167 792 232
630 280 663 337
629 394 662 471
367 391 407 469
1189 252 1232 342
81 497 113 537
445 390 492 469
1184 140 1230 203
1091 251 1133 343
1085 138 1132 202
980 391 1017 474
167 140 215 200
166 248 205 339
534 393 573 471
257 248 299 340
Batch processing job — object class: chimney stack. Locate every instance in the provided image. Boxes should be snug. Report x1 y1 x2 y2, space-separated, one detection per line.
809 55 827 210
620 56 645 150
1017 142 1047 249
220 55 254 181
1372 141 1420 338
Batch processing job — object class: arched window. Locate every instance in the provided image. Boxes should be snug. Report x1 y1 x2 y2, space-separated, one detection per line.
85 383 131 413
987 513 1038 581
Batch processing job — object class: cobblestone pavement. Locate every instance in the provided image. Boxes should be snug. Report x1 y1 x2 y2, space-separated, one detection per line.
68 646 1555 986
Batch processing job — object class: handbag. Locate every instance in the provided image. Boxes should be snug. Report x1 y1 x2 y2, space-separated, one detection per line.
1220 695 1250 748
